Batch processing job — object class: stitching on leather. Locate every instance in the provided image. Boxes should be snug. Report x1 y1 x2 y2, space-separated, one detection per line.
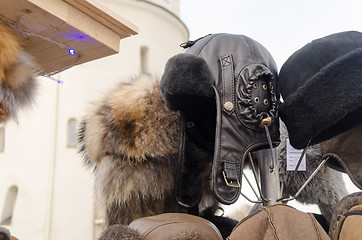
265 207 279 240
231 56 235 108
243 36 257 63
308 212 322 240
143 220 222 239
196 34 221 56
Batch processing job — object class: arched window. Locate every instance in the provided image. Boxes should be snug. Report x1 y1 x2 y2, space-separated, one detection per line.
0 126 4 152
67 118 77 148
1 185 18 225
140 46 150 74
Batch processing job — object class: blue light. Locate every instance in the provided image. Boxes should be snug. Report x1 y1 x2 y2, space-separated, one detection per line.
69 49 76 55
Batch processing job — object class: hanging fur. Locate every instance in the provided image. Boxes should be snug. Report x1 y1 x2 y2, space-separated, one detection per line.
277 122 348 224
78 76 188 226
0 21 38 122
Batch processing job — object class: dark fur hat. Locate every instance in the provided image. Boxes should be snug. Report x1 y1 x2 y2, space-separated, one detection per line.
279 31 362 149
160 53 215 113
160 52 217 208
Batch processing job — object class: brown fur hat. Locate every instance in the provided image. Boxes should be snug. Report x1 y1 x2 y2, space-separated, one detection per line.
0 21 38 122
78 75 181 167
77 75 185 226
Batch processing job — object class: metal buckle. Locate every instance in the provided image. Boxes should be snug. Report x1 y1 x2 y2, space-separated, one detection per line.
222 170 240 188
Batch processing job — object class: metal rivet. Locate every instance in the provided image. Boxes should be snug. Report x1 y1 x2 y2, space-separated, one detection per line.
254 97 260 104
224 101 234 111
263 99 268 105
253 83 258 89
263 84 267 90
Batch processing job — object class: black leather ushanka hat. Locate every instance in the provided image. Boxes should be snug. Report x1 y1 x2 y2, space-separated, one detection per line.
160 33 280 205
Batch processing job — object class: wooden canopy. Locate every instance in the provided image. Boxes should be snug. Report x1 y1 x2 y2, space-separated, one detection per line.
0 0 138 75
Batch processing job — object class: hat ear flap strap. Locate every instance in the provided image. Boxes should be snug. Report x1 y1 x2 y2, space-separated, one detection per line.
174 116 204 209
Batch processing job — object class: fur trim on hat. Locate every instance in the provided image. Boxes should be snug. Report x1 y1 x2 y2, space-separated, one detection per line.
169 231 209 240
0 21 38 123
160 53 215 115
280 48 362 149
99 224 142 240
160 53 217 208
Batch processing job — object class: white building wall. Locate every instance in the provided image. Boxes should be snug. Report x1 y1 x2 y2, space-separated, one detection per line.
0 0 188 239
0 80 58 240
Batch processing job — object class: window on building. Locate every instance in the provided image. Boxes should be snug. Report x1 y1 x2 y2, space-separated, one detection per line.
1 185 18 225
140 46 150 74
0 126 4 152
67 118 77 148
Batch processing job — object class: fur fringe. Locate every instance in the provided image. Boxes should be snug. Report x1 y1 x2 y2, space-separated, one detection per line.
78 76 186 226
0 21 38 122
277 122 348 223
99 224 142 240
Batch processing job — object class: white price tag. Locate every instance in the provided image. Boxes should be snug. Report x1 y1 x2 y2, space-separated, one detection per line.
286 138 306 171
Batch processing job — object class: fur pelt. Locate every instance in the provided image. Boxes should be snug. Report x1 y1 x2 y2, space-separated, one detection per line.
0 21 38 122
99 224 142 240
277 122 348 224
78 76 188 226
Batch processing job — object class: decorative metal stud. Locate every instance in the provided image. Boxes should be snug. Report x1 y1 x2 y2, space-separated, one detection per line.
224 101 234 111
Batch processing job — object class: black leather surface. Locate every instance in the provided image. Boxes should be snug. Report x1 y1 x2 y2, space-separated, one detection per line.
184 34 280 204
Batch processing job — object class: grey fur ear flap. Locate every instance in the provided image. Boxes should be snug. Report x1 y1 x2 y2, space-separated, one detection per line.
160 53 215 116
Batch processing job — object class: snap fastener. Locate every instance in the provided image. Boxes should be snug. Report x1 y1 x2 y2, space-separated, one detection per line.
263 99 268 105
254 97 260 104
224 101 234 111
